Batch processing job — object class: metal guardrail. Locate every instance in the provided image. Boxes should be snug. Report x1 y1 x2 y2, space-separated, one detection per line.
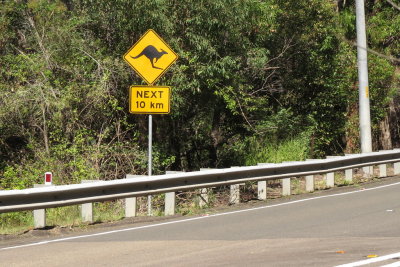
1 150 400 213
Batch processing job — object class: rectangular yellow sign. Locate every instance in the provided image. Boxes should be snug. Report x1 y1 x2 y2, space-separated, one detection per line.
129 86 170 114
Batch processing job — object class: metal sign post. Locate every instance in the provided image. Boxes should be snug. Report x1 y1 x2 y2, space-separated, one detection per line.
148 114 152 216
123 29 178 217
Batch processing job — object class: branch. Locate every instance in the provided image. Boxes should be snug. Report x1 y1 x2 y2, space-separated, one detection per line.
340 36 400 64
386 0 400 12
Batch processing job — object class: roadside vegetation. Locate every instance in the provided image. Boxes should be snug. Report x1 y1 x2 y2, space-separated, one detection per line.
0 0 399 232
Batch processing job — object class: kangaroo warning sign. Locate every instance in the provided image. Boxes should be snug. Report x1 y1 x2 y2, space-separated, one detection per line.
124 29 178 85
129 86 170 114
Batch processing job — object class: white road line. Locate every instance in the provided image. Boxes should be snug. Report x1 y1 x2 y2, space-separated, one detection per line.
335 252 400 267
1 181 400 252
381 261 400 267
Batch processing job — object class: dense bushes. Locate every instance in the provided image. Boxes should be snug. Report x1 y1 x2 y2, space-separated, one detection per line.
0 0 398 189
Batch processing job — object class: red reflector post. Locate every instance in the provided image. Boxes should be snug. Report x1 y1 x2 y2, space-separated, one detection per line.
45 172 52 185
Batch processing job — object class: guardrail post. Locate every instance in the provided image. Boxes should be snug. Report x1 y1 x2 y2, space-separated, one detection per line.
379 163 387 178
345 169 353 183
199 169 215 207
199 188 208 207
165 171 182 215
125 174 140 218
33 184 49 229
362 166 373 177
343 154 354 183
282 178 291 196
164 192 175 216
326 156 342 188
257 181 267 200
230 184 240 204
281 162 294 196
394 162 400 175
257 164 274 199
305 175 314 192
305 160 319 192
326 172 334 188
81 180 96 223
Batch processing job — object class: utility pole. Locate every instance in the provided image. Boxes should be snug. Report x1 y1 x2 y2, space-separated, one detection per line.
355 0 372 153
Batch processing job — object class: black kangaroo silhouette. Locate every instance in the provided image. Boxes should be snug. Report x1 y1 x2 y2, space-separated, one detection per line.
131 45 168 70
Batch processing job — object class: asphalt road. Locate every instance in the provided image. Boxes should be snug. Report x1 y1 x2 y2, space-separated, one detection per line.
1 179 400 266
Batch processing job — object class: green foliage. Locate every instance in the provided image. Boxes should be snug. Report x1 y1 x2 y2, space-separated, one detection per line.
1 0 399 194
0 211 33 234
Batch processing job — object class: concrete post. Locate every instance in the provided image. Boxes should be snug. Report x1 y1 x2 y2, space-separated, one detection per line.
344 154 355 183
356 0 373 154
326 156 343 188
305 175 314 192
326 172 335 188
164 192 175 216
394 162 400 175
125 197 137 218
164 171 182 215
379 163 387 178
230 184 240 204
345 169 353 183
363 166 373 177
282 178 291 196
198 169 212 207
257 181 267 200
81 180 96 223
199 188 208 208
305 159 321 192
257 163 275 199
125 174 141 218
33 184 48 229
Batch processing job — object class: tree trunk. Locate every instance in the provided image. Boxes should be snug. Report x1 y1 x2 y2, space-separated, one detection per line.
379 114 392 150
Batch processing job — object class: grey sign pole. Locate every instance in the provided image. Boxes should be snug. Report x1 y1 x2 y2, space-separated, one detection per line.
148 114 152 216
356 0 372 153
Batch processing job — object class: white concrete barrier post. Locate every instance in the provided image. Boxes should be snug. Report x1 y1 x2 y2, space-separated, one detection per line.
230 184 240 204
363 166 373 177
305 159 320 192
33 172 53 229
394 162 400 175
125 174 141 218
164 171 182 215
282 178 291 196
257 181 267 200
33 184 48 228
81 180 96 223
379 163 387 178
326 172 335 188
257 164 275 199
345 169 353 183
305 175 314 192
326 156 342 188
199 169 213 207
164 192 176 216
282 162 298 196
199 188 208 208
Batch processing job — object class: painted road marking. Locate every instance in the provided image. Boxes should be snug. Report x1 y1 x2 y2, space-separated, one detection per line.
335 252 400 267
381 261 400 267
1 181 400 251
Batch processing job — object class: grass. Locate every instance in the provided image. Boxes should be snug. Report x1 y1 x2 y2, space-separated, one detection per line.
0 201 126 235
245 134 310 166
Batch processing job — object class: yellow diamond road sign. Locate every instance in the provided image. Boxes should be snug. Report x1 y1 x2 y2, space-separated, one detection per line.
129 86 170 114
124 29 178 85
